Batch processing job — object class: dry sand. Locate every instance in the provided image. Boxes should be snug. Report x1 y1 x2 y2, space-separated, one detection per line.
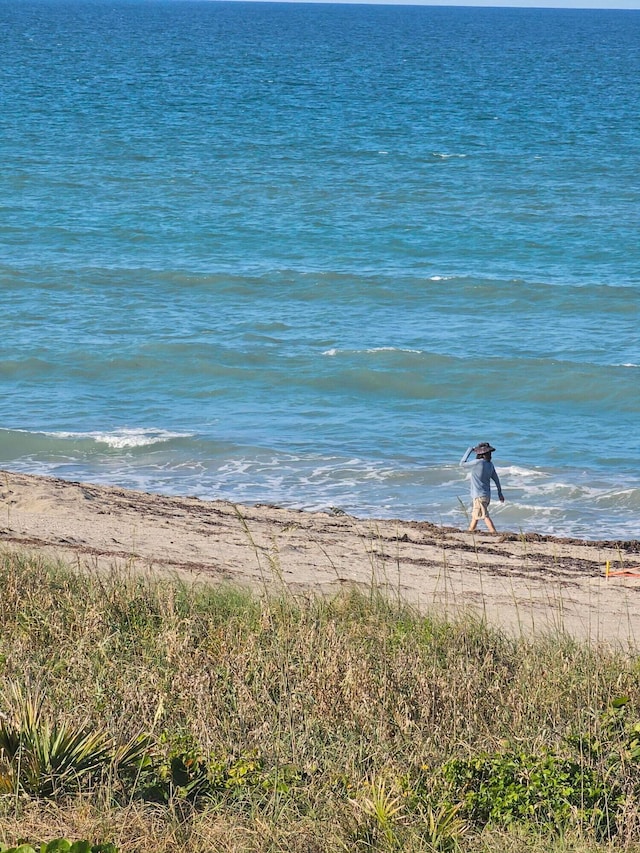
1 469 639 645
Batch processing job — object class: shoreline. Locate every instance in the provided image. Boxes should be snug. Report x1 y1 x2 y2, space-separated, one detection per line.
1 468 639 646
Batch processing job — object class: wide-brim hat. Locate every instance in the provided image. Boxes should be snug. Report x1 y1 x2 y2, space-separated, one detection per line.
473 442 496 454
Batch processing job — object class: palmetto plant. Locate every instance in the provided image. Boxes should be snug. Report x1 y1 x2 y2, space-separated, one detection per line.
351 775 408 848
416 801 467 852
0 682 148 798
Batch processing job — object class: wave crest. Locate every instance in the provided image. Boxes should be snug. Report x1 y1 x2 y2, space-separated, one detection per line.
42 428 193 449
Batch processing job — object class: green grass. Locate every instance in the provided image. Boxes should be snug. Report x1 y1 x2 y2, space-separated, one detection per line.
0 548 639 851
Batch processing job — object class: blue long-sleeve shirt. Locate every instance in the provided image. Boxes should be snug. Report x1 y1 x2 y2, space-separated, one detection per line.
460 447 503 501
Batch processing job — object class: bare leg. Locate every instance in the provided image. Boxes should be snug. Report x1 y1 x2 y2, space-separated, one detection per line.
484 515 497 534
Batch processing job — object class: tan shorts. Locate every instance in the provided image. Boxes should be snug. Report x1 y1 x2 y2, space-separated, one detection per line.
471 496 491 521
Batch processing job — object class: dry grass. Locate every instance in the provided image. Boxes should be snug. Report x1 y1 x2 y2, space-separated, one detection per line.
0 548 639 851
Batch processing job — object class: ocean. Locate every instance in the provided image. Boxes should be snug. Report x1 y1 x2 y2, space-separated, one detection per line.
1 0 639 539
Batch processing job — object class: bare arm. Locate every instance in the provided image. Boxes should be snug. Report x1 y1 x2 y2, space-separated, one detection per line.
491 467 505 502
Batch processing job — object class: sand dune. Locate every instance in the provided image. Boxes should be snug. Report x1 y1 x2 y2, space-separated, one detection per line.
1 469 639 645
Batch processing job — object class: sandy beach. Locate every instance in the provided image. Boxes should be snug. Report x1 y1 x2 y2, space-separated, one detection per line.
1 468 639 646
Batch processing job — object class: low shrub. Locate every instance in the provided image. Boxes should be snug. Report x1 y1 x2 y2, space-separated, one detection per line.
0 842 117 853
441 751 620 839
139 739 306 805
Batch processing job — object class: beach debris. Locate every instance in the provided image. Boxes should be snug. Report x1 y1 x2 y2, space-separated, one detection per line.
604 560 640 579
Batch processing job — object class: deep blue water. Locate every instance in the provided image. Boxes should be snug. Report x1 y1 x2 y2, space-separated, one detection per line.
1 0 639 538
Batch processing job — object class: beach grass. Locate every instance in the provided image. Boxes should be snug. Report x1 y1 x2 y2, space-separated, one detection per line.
0 548 639 851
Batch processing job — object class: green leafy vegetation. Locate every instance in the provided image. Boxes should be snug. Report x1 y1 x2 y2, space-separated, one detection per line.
441 751 619 836
0 550 639 852
0 842 116 853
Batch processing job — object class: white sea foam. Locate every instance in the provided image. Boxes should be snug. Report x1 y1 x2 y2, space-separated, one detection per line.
504 503 558 515
43 428 192 449
364 346 422 354
500 465 547 479
431 152 467 159
322 346 422 356
593 488 640 509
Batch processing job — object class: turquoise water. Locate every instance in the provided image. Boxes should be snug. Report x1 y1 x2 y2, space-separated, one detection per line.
1 1 639 538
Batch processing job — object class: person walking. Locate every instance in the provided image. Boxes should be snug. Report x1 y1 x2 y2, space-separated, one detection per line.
460 442 505 534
